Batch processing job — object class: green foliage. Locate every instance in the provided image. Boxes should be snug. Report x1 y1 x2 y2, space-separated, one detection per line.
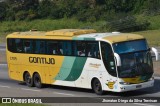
15 11 28 21
0 2 7 20
105 16 150 32
133 0 160 15
38 0 56 18
136 14 160 30
27 9 37 20
0 19 94 32
0 0 160 22
134 29 160 46
0 0 160 32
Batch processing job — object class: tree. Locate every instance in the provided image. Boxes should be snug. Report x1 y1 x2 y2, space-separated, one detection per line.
38 0 57 18
0 1 7 21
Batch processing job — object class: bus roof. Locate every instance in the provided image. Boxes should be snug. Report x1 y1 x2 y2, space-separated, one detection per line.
6 29 145 43
45 29 96 36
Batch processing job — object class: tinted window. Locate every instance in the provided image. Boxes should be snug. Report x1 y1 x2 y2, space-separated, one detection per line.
101 42 117 77
34 41 45 54
62 41 72 56
75 41 86 56
7 39 16 52
47 41 63 55
23 40 33 53
15 39 23 53
113 39 148 54
86 42 100 59
7 38 100 59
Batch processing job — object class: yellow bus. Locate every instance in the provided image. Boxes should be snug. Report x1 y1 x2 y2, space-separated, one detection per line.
6 29 159 95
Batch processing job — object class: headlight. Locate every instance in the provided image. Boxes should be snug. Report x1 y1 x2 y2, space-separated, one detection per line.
119 82 130 85
149 77 154 80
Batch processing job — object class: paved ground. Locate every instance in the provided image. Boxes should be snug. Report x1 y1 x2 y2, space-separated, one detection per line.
0 64 160 106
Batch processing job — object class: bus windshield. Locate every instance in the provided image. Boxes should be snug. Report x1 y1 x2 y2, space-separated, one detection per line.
113 40 153 78
113 39 148 54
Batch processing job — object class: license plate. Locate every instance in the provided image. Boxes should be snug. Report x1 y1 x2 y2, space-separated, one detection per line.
136 85 142 88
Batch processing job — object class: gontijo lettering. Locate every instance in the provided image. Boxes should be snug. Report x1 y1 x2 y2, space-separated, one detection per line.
29 57 55 64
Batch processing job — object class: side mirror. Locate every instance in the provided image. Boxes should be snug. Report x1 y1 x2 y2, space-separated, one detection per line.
151 47 159 61
114 53 121 66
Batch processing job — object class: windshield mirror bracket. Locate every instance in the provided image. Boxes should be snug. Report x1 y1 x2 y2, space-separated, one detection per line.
114 53 121 66
151 47 159 61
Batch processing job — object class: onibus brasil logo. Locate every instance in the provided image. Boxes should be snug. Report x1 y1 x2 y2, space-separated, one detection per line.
1 98 42 103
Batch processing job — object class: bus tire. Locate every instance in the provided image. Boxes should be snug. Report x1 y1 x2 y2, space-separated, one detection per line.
92 78 103 95
24 72 34 87
33 73 43 88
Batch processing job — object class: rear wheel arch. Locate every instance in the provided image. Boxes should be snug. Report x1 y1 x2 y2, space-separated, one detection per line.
23 71 29 81
23 71 34 87
33 72 43 88
32 72 39 78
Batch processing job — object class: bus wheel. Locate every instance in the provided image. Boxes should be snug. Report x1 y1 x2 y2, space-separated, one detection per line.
92 79 103 95
33 73 43 88
24 72 34 87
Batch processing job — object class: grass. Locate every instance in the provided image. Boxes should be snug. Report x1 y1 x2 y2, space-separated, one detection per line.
0 18 105 33
136 14 160 30
0 18 160 46
134 29 160 46
148 15 160 30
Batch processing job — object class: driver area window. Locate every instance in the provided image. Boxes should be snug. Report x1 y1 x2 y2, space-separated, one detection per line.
101 42 117 77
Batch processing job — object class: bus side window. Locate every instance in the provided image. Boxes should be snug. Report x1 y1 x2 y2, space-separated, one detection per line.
39 42 45 54
35 41 45 54
76 41 86 57
15 39 23 53
53 41 63 55
86 41 100 59
35 41 40 53
47 41 63 55
7 38 16 52
24 40 32 53
57 41 63 55
72 41 77 56
101 42 117 77
47 41 54 55
62 41 72 56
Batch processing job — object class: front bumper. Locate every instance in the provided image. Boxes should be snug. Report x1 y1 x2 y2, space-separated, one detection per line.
117 79 154 92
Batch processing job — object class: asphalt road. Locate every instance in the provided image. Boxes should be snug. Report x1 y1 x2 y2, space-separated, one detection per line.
0 64 160 106
0 44 160 106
